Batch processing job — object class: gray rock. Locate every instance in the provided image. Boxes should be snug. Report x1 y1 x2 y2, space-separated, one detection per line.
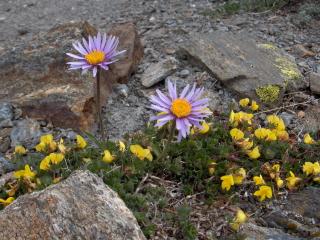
279 112 295 126
0 170 146 239
310 72 320 95
0 119 13 128
0 102 13 123
114 84 130 98
0 156 15 175
0 137 10 153
241 223 303 240
10 119 41 147
301 106 320 132
178 69 190 78
179 31 302 105
141 58 178 87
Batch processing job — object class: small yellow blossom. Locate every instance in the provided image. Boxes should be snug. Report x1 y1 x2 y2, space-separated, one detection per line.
239 98 250 107
0 197 15 207
40 153 64 171
237 138 253 150
233 168 246 185
253 175 265 185
14 145 27 155
304 133 315 144
199 121 210 134
14 164 36 179
303 162 320 176
267 115 285 131
247 146 260 159
130 145 153 161
229 111 253 126
208 161 216 175
35 134 57 152
57 138 67 154
251 101 259 111
102 150 115 163
254 185 272 201
270 164 281 179
314 177 320 183
274 130 289 141
118 141 126 152
221 175 234 191
286 171 301 190
230 209 247 231
254 128 277 141
76 135 87 149
230 128 244 141
275 177 284 188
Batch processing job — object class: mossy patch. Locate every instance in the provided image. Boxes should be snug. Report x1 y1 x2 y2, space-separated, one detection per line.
257 43 278 51
255 85 281 104
275 57 302 85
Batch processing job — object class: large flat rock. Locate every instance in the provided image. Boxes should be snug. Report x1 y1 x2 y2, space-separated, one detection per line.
0 170 146 240
179 31 302 104
0 21 143 131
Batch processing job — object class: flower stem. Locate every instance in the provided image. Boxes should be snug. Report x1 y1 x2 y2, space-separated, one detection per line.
159 122 175 161
96 67 105 140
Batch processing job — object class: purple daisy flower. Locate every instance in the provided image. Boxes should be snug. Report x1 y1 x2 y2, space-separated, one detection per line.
66 32 126 77
150 81 211 141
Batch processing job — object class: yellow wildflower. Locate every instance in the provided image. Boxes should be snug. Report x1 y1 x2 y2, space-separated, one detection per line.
237 138 253 150
274 130 289 141
270 164 281 179
303 162 320 176
199 121 210 134
57 138 67 154
220 175 234 191
267 115 285 131
39 153 64 171
76 135 87 149
130 145 153 161
229 111 253 126
230 209 247 231
35 134 57 152
286 171 301 190
247 146 260 159
239 98 250 107
40 156 51 171
208 161 216 175
0 197 15 207
275 177 284 188
251 100 259 111
304 133 315 144
253 175 265 185
314 177 320 183
254 128 277 141
254 185 272 201
118 141 126 152
14 145 27 155
102 150 115 163
233 168 246 185
14 164 36 179
230 128 244 141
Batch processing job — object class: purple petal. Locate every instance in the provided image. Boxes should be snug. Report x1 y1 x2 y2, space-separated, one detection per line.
82 38 90 52
96 32 102 49
155 119 170 128
66 53 84 59
150 96 170 109
177 131 182 142
88 36 94 51
150 104 169 112
150 114 172 121
190 88 204 102
101 33 107 50
191 98 209 107
67 61 87 66
168 81 177 100
185 84 196 101
72 42 87 55
179 84 190 99
156 89 171 105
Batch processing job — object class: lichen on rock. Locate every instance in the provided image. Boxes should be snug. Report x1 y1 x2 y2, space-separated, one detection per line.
255 85 281 104
275 57 302 84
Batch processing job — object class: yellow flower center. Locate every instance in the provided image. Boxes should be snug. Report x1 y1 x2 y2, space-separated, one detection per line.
85 50 105 65
170 99 192 118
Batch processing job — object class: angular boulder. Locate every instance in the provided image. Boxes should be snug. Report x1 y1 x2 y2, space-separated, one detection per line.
0 170 146 240
0 21 143 131
179 31 302 105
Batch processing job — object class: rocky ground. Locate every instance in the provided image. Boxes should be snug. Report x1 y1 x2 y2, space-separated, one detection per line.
0 0 320 239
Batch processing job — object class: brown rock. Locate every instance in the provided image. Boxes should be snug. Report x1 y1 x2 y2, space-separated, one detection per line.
0 170 146 240
302 105 320 132
0 21 143 131
293 44 316 58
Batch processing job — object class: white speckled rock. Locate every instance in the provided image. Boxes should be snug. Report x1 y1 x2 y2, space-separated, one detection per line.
0 170 146 240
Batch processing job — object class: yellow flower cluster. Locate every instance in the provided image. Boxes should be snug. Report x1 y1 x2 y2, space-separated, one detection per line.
303 133 318 145
14 164 36 180
40 153 64 171
303 161 320 183
239 98 259 111
130 145 153 161
230 209 247 231
220 168 246 191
